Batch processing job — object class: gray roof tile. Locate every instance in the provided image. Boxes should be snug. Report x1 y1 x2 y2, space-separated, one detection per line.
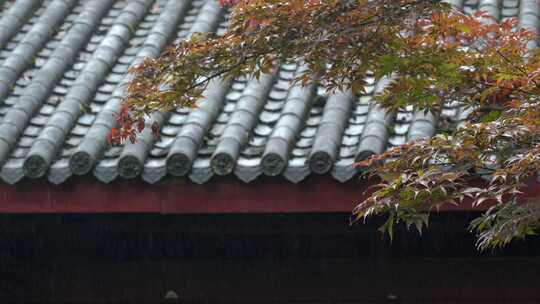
308 91 354 174
0 0 535 184
0 0 42 50
4 0 116 178
0 0 77 102
407 111 438 141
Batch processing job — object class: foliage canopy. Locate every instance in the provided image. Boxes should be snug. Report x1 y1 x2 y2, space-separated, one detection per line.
115 0 540 250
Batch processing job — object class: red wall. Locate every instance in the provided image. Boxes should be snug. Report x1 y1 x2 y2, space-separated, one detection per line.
0 175 538 213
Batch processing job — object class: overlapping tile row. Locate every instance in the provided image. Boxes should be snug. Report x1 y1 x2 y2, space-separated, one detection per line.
67 0 206 184
25 0 150 179
0 0 536 185
0 0 42 49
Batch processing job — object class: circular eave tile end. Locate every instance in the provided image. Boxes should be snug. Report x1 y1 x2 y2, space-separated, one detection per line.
69 151 94 175
308 151 333 174
210 153 235 176
261 153 286 176
23 155 48 179
166 153 192 177
118 155 142 179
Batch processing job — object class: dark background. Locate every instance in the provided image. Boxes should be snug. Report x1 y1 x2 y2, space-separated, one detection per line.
0 212 539 303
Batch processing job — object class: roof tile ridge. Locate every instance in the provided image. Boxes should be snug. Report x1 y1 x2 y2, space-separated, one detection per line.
161 4 233 178
4 0 115 179
0 0 78 102
117 0 222 180
0 0 42 49
68 0 167 177
0 0 114 179
166 77 232 177
407 110 438 142
308 90 354 174
210 69 280 176
24 0 157 179
519 0 539 48
233 63 297 182
354 77 395 164
478 0 500 22
261 64 317 176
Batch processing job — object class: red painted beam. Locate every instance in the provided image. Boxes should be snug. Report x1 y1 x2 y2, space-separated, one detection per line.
0 175 538 213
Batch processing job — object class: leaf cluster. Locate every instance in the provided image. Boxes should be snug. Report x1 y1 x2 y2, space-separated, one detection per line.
118 0 540 250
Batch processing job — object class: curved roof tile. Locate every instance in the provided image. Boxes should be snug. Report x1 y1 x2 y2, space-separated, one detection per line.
0 0 535 184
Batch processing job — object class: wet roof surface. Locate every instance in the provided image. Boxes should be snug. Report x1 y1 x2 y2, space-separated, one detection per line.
0 0 536 184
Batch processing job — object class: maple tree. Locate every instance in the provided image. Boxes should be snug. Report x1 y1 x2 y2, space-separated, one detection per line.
115 0 540 250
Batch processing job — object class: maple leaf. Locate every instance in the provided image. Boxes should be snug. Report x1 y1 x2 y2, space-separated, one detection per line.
116 0 540 250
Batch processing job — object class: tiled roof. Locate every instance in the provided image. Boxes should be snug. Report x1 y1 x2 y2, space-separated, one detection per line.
0 0 537 185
